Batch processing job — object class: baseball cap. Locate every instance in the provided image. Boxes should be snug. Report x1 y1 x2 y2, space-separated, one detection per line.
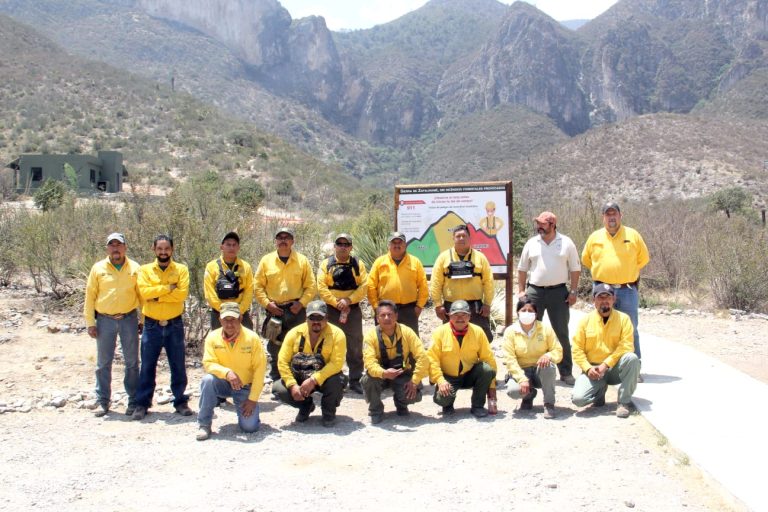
534 211 557 224
306 300 327 317
219 302 241 320
592 283 616 297
388 231 406 243
602 202 621 214
449 300 471 315
221 231 240 244
335 233 353 244
275 227 295 238
106 232 126 244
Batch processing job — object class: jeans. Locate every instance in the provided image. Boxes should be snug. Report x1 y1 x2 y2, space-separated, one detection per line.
613 286 641 359
433 362 495 409
526 284 573 377
198 374 260 432
135 316 188 408
272 373 344 420
326 305 364 381
95 311 140 407
506 364 556 404
572 353 640 406
361 371 422 415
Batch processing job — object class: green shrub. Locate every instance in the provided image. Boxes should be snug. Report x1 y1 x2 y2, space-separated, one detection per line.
33 179 69 211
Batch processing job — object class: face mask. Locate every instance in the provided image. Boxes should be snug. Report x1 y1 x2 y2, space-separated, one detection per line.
518 312 536 325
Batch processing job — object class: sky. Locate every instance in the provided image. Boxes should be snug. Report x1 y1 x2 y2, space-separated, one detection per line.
278 0 620 31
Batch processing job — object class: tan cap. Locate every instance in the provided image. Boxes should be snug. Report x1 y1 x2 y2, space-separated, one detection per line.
219 302 241 320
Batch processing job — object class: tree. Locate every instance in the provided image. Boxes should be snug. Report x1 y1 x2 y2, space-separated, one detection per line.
33 179 68 211
710 186 751 218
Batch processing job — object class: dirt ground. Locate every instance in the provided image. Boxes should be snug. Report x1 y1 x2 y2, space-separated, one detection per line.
0 286 759 512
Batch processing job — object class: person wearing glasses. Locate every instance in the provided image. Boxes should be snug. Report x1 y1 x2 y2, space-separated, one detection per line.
317 233 368 394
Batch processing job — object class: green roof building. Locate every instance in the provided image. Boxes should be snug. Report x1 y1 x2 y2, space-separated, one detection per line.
9 151 126 194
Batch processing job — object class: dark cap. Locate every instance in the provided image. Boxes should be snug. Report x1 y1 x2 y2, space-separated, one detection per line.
306 300 328 317
221 231 240 244
592 283 616 297
449 300 471 315
275 227 295 238
601 202 621 214
388 231 406 243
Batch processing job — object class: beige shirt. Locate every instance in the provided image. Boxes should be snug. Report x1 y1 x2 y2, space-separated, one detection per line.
518 232 580 287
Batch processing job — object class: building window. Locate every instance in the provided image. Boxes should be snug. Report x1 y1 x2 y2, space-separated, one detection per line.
31 167 43 182
90 169 96 184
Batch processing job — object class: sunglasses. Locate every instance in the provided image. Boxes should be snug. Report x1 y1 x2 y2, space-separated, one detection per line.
308 315 325 322
275 235 293 241
335 242 352 247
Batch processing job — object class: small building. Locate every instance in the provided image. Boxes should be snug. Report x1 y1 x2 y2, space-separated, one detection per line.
8 151 126 194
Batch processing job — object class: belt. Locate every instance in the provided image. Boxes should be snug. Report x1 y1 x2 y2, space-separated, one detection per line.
145 315 182 327
96 311 134 320
594 281 636 289
277 299 301 308
529 283 566 289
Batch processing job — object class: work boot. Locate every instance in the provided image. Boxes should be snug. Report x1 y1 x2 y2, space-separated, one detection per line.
396 407 410 417
174 403 194 416
616 403 631 418
94 403 109 417
520 388 537 410
543 403 556 419
560 375 576 386
441 405 455 416
132 406 147 420
349 379 363 394
470 407 489 418
125 404 136 416
295 402 315 423
322 414 336 428
196 425 211 441
592 391 606 408
370 413 384 425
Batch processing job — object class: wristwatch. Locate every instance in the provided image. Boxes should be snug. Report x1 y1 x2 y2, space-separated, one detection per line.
568 290 577 296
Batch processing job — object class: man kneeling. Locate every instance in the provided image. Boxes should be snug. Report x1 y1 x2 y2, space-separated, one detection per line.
197 302 267 441
361 301 429 424
273 300 347 427
428 300 497 418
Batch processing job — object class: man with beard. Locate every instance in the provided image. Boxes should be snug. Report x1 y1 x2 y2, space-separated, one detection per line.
582 202 649 377
571 284 640 418
132 235 191 420
254 227 317 382
84 232 143 417
517 211 581 385
272 301 346 427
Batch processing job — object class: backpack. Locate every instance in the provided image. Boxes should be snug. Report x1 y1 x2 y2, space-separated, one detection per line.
290 335 326 383
327 255 360 291
215 259 241 300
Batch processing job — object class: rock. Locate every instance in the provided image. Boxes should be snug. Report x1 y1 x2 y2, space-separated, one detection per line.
625 500 636 508
157 396 172 405
34 364 42 370
47 325 61 333
670 309 683 315
35 320 49 328
17 405 32 413
84 399 99 410
60 325 71 333
546 483 558 489
50 397 67 408
0 335 12 344
729 308 746 315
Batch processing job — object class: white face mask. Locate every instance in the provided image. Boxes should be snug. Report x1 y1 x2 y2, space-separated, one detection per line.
518 311 537 325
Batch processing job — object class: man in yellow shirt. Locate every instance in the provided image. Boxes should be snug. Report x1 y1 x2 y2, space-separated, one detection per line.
196 302 267 441
132 235 191 420
571 284 640 418
203 231 254 330
84 232 143 417
428 300 497 418
272 301 346 427
431 224 495 342
254 227 317 382
582 202 649 363
367 231 429 335
317 233 368 394
361 300 429 424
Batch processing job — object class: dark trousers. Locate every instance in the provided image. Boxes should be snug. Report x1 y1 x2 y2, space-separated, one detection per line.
135 316 188 408
263 306 306 381
272 373 344 419
210 309 253 331
326 304 364 381
433 362 495 409
361 371 422 415
526 284 573 377
395 303 420 336
442 300 493 341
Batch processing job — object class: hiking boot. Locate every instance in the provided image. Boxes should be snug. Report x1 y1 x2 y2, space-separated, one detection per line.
132 406 147 420
94 404 109 417
470 407 489 418
560 375 576 386
349 379 363 394
520 388 537 410
543 403 556 419
396 407 410 417
125 404 136 416
616 403 631 418
174 403 194 416
637 374 645 383
370 413 384 425
295 403 316 423
592 392 606 408
322 415 336 428
196 425 211 441
442 405 455 416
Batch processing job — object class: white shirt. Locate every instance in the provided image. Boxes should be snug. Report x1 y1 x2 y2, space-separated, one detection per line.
518 232 581 287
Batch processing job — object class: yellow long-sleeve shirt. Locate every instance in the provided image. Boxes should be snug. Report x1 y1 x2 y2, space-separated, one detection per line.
203 256 254 313
278 322 347 388
83 257 143 327
430 248 494 305
367 253 429 308
427 322 497 387
362 323 429 384
137 259 189 321
572 309 634 372
253 250 317 307
581 225 649 284
317 256 368 308
202 326 267 402
502 322 563 384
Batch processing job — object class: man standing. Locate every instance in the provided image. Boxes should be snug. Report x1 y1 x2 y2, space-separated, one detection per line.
132 235 191 420
367 232 429 335
361 301 429 424
317 233 368 394
254 227 317 382
272 301 346 427
196 302 267 441
517 211 581 385
582 202 649 363
428 300 497 418
84 232 142 417
203 231 254 330
571 284 640 418
431 224 495 342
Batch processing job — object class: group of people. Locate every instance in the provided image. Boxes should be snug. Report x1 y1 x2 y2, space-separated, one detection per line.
84 201 648 440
